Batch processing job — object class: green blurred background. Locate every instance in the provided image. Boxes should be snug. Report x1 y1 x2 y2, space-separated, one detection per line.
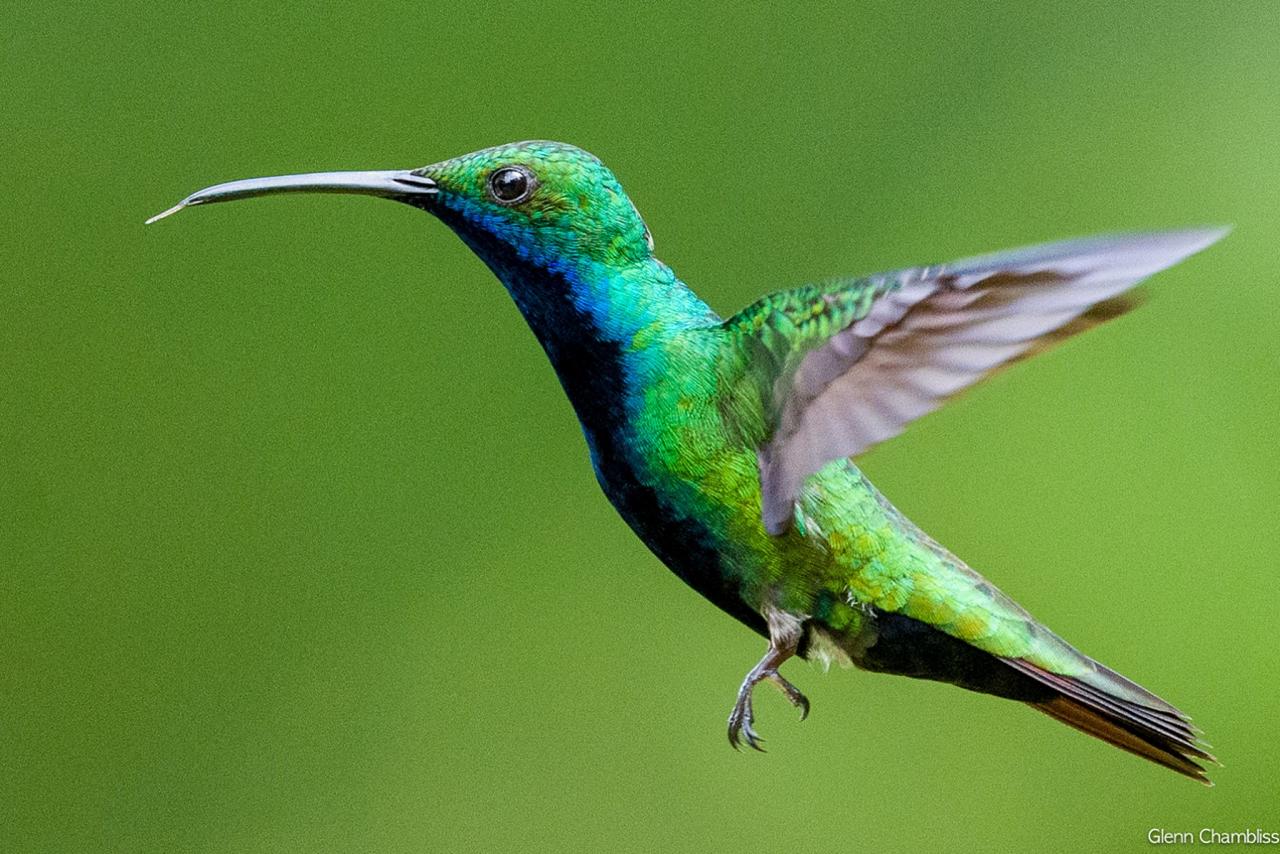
4 2 1278 851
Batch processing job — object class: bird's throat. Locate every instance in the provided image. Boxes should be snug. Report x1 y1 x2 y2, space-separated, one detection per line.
447 216 716 361
442 215 719 462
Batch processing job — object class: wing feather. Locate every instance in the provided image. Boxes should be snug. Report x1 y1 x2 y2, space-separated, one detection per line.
730 228 1228 534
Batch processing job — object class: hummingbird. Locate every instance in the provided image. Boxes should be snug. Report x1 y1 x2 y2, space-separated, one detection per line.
149 140 1224 783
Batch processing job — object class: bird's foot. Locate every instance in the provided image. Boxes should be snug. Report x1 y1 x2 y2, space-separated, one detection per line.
726 648 809 751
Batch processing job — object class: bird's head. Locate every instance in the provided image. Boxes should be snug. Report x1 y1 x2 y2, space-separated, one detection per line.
147 140 655 271
420 141 654 269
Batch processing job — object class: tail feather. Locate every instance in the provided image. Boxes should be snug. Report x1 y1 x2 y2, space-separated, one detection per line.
833 611 1214 782
1006 658 1215 785
1011 659 1206 747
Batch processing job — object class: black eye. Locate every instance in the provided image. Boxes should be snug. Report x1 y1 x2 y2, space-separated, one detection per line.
488 166 535 204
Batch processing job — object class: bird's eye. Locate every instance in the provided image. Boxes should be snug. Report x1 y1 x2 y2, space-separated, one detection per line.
488 166 535 205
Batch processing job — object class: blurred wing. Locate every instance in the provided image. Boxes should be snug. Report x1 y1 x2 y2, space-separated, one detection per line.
731 229 1227 534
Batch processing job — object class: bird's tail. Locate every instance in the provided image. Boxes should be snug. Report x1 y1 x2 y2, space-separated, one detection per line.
1004 657 1216 785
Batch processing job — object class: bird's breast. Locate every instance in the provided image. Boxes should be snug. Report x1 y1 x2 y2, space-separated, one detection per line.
551 342 770 635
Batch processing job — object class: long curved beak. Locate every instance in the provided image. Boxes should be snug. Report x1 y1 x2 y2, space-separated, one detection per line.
145 169 437 224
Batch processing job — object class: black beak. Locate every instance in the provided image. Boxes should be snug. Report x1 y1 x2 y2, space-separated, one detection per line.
146 169 437 224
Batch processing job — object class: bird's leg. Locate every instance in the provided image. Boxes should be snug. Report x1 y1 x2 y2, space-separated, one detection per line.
727 612 809 751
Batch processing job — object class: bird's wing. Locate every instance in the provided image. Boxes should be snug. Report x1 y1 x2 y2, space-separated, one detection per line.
725 229 1227 535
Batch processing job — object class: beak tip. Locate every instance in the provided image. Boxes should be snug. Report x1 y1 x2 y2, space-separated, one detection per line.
145 201 188 225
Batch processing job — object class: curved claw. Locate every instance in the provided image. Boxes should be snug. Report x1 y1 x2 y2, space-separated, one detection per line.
728 719 766 752
766 671 811 722
727 697 766 751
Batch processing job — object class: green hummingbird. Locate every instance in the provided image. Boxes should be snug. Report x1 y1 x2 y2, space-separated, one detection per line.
149 140 1224 783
